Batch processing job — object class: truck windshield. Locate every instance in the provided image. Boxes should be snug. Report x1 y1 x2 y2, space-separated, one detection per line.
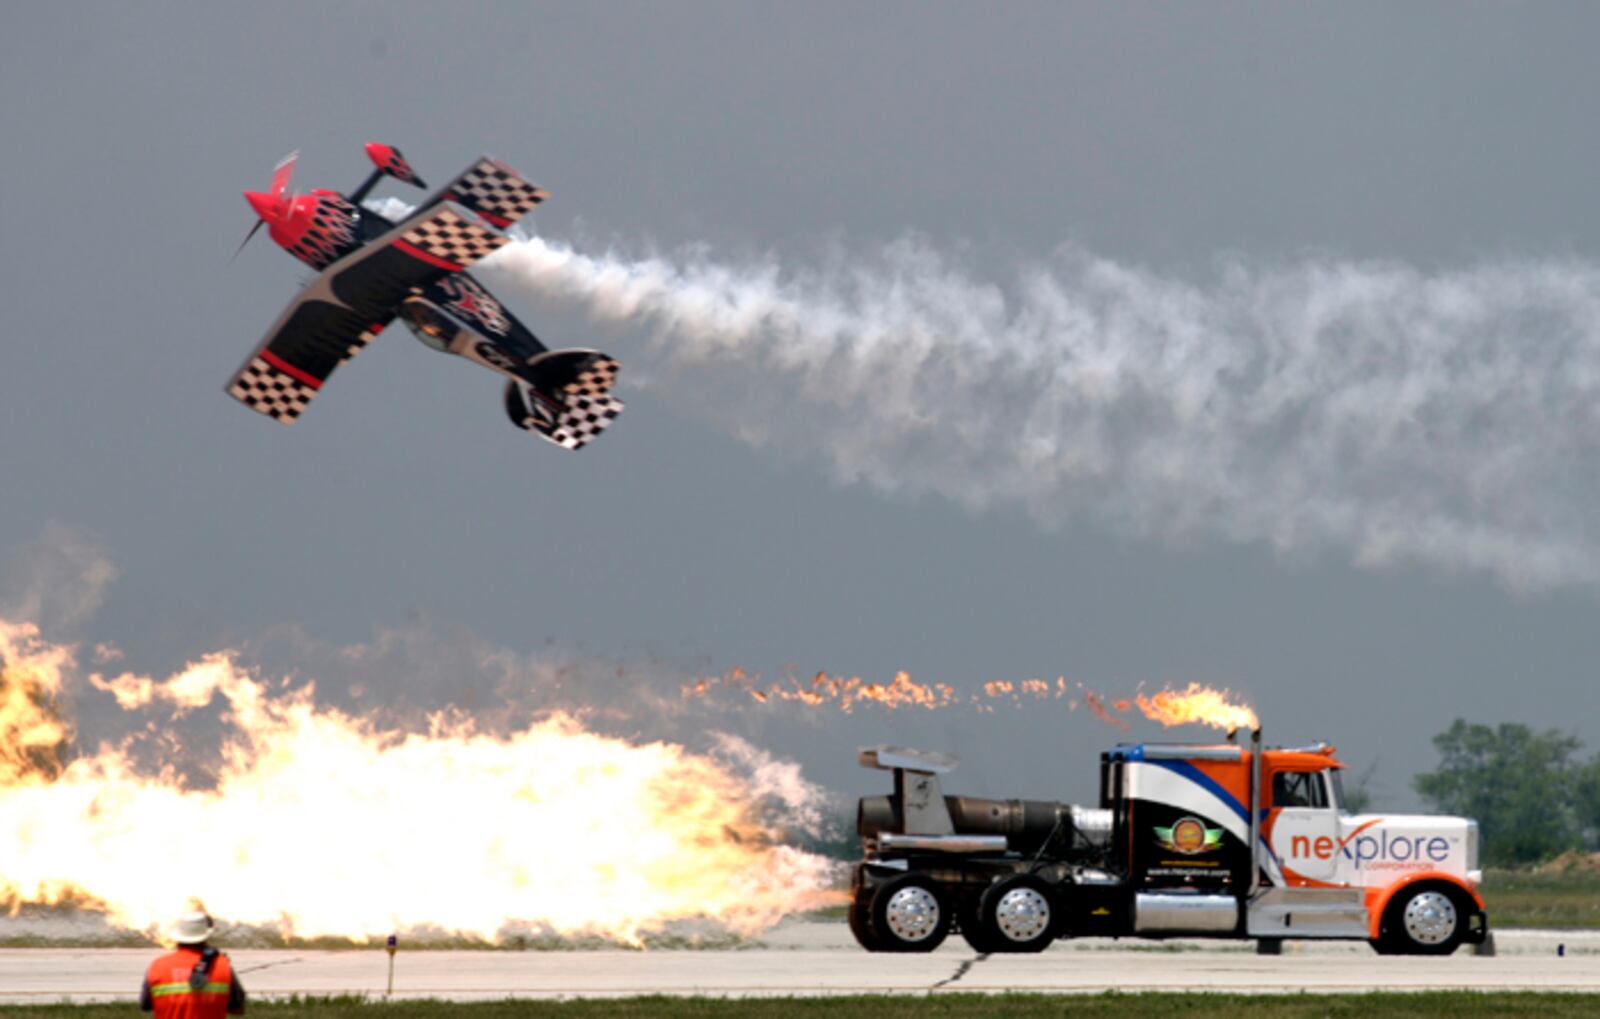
1272 770 1329 809
1330 769 1348 813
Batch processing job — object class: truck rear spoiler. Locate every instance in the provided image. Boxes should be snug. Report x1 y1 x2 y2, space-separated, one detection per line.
858 745 959 774
858 744 957 835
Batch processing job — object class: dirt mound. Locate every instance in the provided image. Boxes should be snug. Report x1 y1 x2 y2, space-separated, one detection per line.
1535 850 1600 875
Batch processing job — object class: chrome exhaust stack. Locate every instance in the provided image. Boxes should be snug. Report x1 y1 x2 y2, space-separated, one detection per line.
1248 727 1263 897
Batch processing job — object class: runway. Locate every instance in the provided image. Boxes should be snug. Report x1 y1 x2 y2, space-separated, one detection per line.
2 925 1596 1002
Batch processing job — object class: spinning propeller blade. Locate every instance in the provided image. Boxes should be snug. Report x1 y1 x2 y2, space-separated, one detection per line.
268 150 299 200
233 150 298 262
230 218 265 262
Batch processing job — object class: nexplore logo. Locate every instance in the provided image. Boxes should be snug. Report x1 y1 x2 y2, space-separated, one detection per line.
1289 819 1453 871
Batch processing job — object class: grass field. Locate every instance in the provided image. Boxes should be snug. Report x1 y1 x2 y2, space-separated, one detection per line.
3 993 1600 1018
1480 868 1600 929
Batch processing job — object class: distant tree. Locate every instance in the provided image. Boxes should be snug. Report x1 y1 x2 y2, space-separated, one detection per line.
1574 756 1600 852
1413 719 1581 866
1338 759 1378 814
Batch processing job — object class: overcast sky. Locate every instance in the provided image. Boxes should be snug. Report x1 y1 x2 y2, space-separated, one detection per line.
5 2 1600 809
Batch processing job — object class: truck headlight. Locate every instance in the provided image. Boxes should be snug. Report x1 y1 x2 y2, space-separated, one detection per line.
1466 819 1479 873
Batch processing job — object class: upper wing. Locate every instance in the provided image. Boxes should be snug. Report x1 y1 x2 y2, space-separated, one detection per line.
229 202 510 424
414 156 548 228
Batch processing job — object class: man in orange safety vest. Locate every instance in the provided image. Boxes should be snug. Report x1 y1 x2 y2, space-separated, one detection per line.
139 906 246 1017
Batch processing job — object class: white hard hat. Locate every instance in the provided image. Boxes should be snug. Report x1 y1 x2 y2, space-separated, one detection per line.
166 908 215 945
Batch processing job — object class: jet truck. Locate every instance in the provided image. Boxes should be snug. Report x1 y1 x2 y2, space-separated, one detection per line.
850 733 1487 955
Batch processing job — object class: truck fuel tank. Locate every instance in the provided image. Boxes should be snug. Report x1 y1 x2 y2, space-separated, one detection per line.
1133 892 1240 933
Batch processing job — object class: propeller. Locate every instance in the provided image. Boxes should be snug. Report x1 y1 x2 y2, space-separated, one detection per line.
268 149 299 200
233 150 299 261
229 218 265 262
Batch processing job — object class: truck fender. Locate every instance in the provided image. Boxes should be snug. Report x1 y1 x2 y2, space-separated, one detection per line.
1364 871 1485 939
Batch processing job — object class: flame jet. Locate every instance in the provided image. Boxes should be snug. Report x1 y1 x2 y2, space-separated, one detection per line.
229 144 624 450
0 619 840 943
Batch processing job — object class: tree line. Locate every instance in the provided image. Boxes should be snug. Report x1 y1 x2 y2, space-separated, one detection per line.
1413 719 1600 867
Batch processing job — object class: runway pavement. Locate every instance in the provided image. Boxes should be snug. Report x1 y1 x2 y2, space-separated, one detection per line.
2 925 1596 1002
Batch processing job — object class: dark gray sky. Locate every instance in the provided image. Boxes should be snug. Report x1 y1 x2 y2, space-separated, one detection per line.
5 2 1600 808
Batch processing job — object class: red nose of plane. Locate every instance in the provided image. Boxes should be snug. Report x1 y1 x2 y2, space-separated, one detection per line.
244 190 283 224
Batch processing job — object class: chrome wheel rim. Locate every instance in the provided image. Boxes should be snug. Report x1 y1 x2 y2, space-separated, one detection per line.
1402 891 1457 945
994 886 1051 942
884 885 941 943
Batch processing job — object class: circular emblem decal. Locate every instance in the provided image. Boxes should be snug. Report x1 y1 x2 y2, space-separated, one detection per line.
1171 817 1207 854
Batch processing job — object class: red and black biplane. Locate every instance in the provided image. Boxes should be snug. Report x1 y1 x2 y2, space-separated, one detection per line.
228 144 622 450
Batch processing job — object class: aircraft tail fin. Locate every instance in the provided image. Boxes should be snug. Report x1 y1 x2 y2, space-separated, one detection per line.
502 351 624 451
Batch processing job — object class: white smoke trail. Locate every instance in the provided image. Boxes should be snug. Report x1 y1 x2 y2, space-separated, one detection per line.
0 523 119 635
479 235 1600 592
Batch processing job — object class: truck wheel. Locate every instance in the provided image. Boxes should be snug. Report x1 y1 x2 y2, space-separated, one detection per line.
848 894 889 952
958 899 1002 954
1373 885 1467 956
975 875 1056 953
870 874 951 952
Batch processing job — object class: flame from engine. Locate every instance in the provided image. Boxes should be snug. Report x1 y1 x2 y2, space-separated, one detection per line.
0 620 71 785
0 620 840 944
1130 682 1260 734
686 668 1256 734
684 668 960 713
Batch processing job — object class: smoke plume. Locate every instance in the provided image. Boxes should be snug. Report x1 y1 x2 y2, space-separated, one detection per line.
0 523 118 635
480 235 1600 592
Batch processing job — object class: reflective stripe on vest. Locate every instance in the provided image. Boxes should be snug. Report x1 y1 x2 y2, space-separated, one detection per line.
149 982 231 997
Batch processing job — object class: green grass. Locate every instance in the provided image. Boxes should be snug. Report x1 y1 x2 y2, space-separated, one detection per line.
1479 868 1600 929
3 993 1600 1018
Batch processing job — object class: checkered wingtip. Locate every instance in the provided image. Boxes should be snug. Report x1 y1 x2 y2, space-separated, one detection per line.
228 356 315 424
455 159 548 225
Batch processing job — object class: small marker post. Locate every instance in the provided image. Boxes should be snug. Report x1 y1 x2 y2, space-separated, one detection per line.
385 934 397 996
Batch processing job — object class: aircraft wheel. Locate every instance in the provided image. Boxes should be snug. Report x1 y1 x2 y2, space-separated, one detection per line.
869 874 951 952
976 874 1057 953
1373 884 1467 956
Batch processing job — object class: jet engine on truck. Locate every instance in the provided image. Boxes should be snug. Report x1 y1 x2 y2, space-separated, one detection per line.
849 734 1487 955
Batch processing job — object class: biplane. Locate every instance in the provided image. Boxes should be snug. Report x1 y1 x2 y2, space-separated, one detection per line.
228 144 622 450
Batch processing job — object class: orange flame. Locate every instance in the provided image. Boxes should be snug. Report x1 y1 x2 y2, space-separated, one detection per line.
0 620 840 944
684 669 960 713
684 668 1258 735
0 625 72 786
1083 689 1130 731
1130 682 1259 734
